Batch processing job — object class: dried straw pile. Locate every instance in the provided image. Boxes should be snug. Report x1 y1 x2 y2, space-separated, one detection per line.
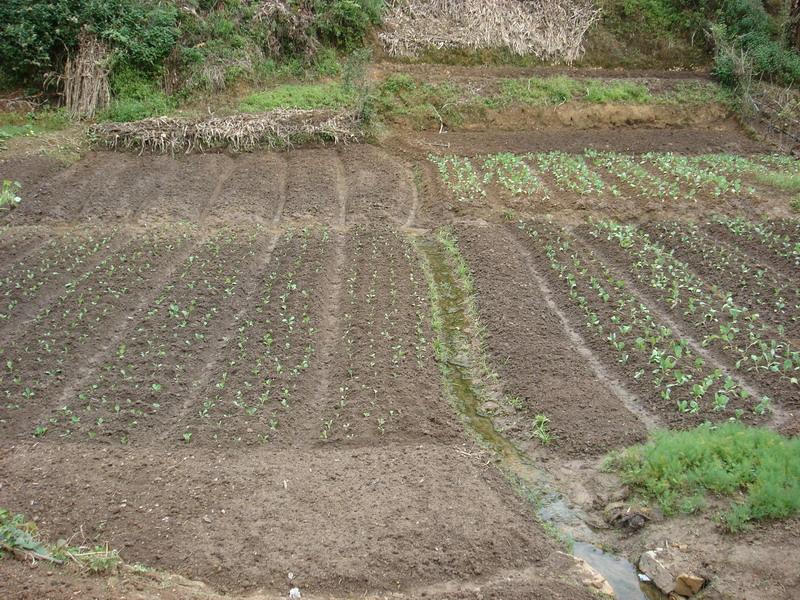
89 109 360 154
380 0 601 63
63 31 111 119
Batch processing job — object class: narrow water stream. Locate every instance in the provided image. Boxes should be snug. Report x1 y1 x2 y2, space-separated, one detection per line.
418 236 664 600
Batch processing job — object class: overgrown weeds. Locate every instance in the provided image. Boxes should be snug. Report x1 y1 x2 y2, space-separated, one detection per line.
605 423 800 532
0 508 121 572
0 180 21 210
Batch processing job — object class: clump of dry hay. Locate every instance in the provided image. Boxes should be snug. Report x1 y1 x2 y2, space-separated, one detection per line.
380 0 601 63
89 109 360 154
63 31 111 119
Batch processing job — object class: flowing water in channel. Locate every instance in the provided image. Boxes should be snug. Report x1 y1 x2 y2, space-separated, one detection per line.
417 235 665 600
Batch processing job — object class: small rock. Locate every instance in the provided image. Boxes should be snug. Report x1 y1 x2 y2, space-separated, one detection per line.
639 549 675 594
289 586 301 599
478 401 500 415
604 502 650 531
202 515 211 524
574 556 614 597
674 573 705 596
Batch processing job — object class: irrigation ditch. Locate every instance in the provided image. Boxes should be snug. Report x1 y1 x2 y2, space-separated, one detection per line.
413 230 665 600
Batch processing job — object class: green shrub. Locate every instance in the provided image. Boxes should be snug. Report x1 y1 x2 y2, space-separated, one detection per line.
381 73 416 94
98 67 172 122
606 423 800 531
313 0 383 50
0 0 178 86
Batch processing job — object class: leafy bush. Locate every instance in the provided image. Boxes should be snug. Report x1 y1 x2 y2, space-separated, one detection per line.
599 1 800 86
98 67 172 122
0 0 178 85
606 423 800 531
314 0 383 50
0 181 22 210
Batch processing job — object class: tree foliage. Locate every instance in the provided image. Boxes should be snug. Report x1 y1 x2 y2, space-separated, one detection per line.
0 0 179 85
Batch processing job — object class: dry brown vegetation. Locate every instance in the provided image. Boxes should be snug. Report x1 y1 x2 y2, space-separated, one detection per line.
88 108 360 153
379 0 600 62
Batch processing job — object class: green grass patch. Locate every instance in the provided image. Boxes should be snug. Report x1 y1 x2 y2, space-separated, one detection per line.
492 76 582 107
0 110 69 146
239 82 355 112
375 75 471 127
756 172 800 192
606 423 800 532
660 81 731 105
585 80 652 103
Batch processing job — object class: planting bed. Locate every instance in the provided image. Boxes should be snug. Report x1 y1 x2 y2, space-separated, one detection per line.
0 130 799 600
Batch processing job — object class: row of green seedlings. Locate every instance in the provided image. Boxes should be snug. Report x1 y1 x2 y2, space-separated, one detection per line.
49 227 265 444
323 227 428 440
518 221 758 418
0 227 118 324
193 227 325 445
645 221 799 331
1 226 196 426
429 152 800 203
711 216 800 269
588 219 797 408
39 227 264 442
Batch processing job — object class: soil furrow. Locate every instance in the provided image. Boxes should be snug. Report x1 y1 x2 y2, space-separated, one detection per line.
453 223 650 456
508 230 659 434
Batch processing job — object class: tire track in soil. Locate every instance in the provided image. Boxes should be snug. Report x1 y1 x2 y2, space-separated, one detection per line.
335 153 348 228
35 233 210 431
201 157 237 223
271 154 288 224
301 230 346 442
165 230 282 441
507 232 659 434
403 164 420 229
0 227 132 342
569 229 788 428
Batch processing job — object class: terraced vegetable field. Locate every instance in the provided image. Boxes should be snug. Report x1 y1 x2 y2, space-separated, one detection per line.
1 139 799 600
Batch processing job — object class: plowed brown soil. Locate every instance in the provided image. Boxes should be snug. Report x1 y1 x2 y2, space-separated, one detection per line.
0 117 798 600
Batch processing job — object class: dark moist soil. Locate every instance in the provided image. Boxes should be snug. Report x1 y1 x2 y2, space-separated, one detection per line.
0 155 65 193
0 226 200 436
0 440 594 599
183 228 332 446
389 126 772 157
339 145 415 225
320 225 460 445
453 223 648 456
703 221 800 284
